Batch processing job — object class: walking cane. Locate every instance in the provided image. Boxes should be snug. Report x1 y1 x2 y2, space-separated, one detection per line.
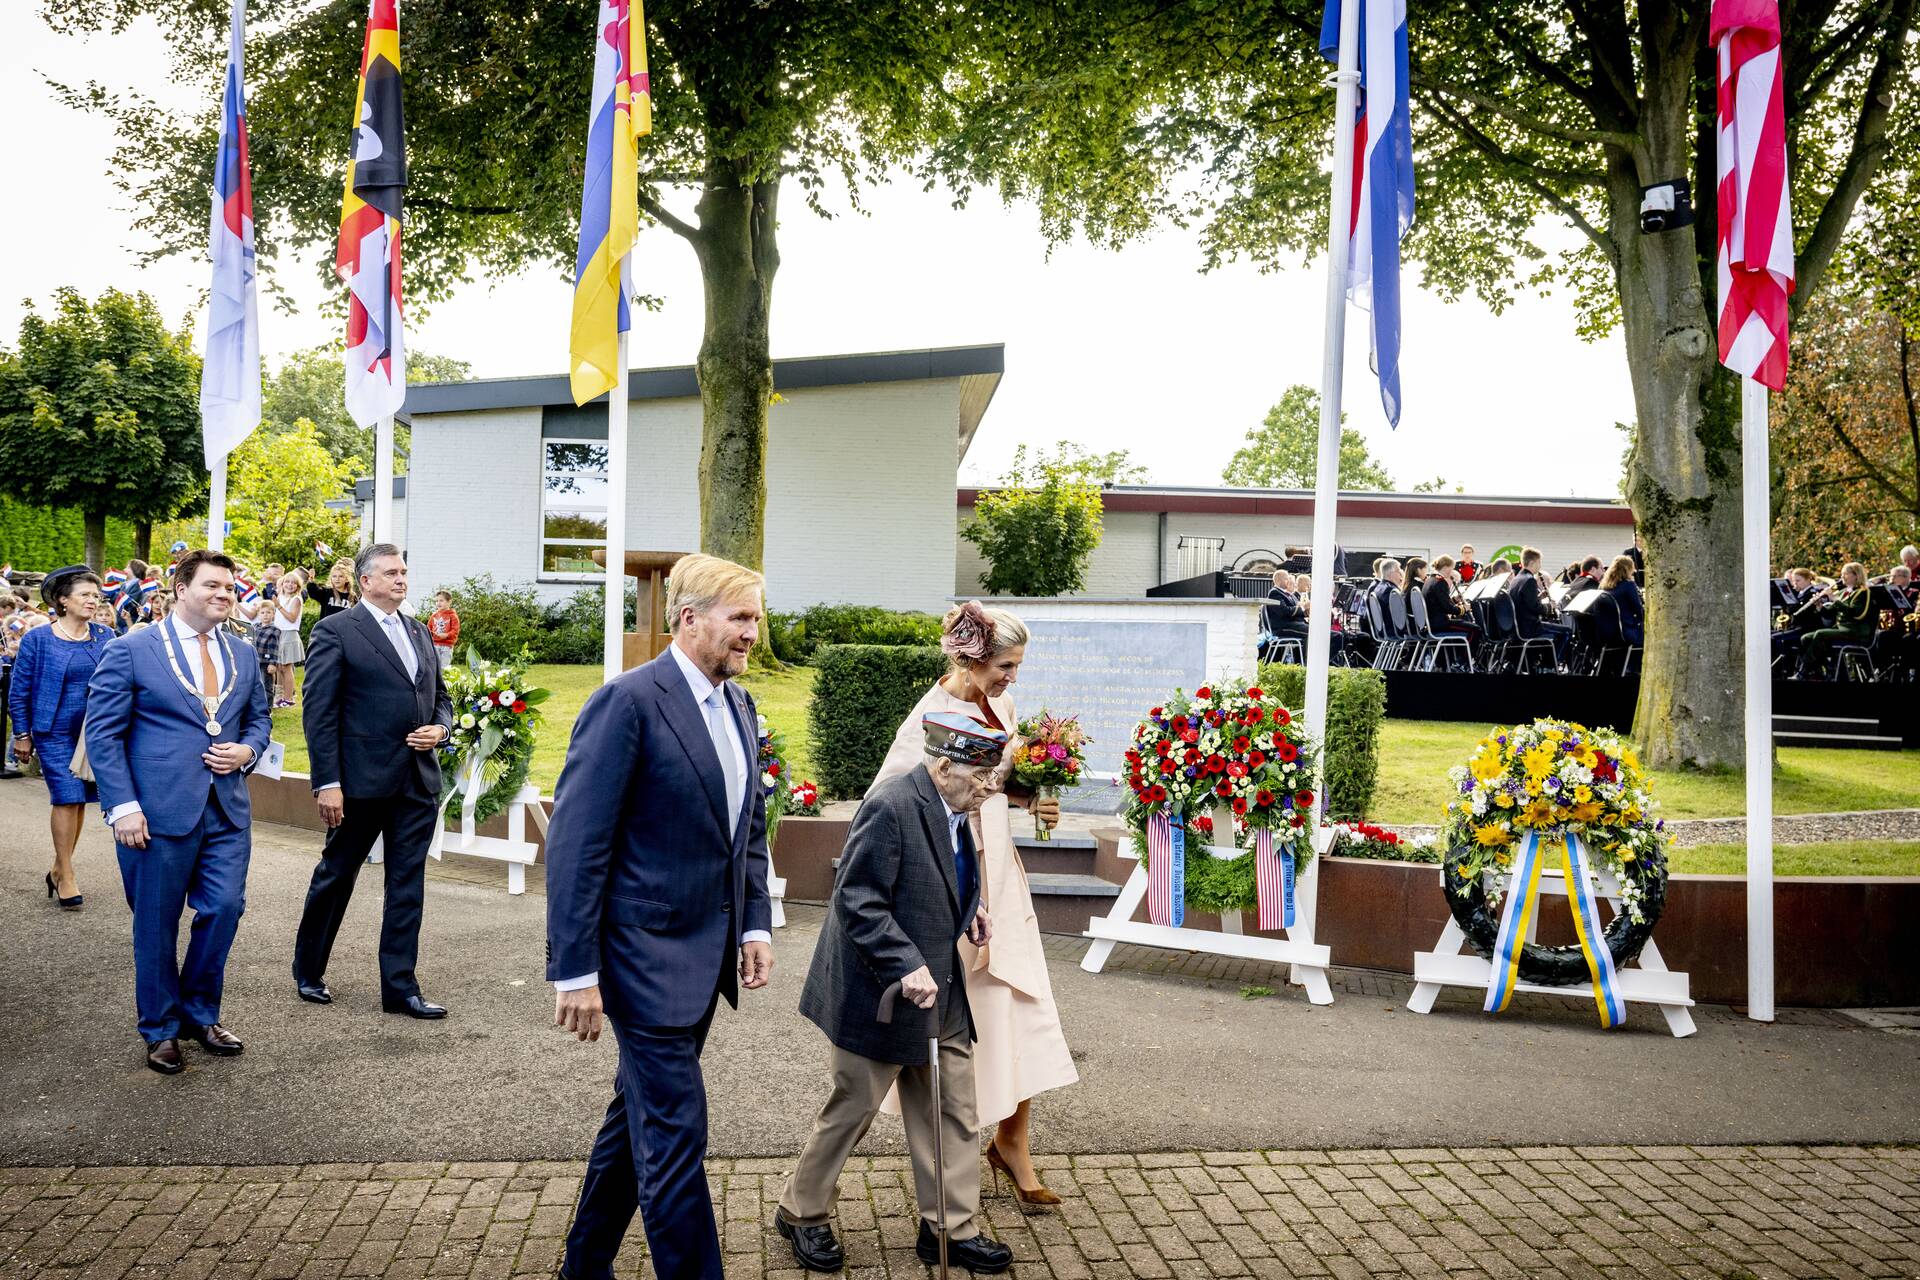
878 978 948 1280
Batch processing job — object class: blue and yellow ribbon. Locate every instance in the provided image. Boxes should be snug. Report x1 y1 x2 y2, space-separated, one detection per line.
1559 832 1626 1028
1483 828 1544 1013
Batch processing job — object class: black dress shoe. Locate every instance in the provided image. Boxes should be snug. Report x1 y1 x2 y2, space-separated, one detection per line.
182 1022 245 1056
145 1038 184 1075
917 1223 1012 1274
383 994 448 1019
295 980 333 1004
777 1214 845 1272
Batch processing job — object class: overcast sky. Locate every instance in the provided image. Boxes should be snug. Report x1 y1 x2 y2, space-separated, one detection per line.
5 9 1639 498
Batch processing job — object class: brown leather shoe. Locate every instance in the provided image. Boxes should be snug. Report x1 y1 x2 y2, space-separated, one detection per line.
183 1023 245 1056
145 1038 184 1074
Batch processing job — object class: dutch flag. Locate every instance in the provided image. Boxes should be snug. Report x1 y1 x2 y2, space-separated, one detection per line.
1321 0 1414 427
200 0 262 467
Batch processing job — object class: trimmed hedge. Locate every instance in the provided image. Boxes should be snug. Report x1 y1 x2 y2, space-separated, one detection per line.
766 603 945 664
0 496 138 570
810 644 949 799
1255 663 1386 822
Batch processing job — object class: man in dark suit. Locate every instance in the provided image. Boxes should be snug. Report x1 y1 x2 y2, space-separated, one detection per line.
1507 547 1572 667
776 712 1009 1276
293 542 453 1018
87 550 272 1073
546 553 775 1280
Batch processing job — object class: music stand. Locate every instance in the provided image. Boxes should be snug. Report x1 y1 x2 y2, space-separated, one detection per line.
1769 578 1796 611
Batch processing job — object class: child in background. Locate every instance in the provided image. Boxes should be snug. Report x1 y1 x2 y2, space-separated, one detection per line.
428 591 460 669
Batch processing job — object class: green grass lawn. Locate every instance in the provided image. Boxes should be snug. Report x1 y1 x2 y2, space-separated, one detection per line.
268 675 1912 847
1668 840 1920 876
268 662 819 796
1370 719 1920 826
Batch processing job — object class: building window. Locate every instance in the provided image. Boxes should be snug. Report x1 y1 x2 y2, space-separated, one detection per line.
541 439 610 579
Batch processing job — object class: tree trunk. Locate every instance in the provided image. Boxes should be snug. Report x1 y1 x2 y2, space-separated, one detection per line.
83 510 108 573
1616 16 1747 770
691 155 780 571
133 519 153 565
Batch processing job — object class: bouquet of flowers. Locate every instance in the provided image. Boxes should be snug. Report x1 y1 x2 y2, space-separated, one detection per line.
1442 719 1671 923
787 779 822 817
756 717 793 841
1012 711 1088 841
439 647 550 825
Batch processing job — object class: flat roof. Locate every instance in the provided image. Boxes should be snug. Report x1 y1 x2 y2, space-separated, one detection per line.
957 484 1634 526
409 342 1001 417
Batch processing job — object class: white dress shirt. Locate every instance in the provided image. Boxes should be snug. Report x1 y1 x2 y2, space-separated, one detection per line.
554 641 770 992
105 612 246 826
314 599 422 796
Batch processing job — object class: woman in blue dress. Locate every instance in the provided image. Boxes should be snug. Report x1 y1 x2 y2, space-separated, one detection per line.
7 565 114 910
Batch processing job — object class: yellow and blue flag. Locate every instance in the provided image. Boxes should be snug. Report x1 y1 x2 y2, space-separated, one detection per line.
569 0 651 406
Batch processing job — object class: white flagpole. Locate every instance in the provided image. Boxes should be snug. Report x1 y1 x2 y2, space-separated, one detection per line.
208 457 228 551
374 413 396 547
602 329 630 683
1742 374 1775 1022
1298 0 1363 952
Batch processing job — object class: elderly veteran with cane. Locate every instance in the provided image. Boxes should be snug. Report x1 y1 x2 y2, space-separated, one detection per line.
776 712 1013 1276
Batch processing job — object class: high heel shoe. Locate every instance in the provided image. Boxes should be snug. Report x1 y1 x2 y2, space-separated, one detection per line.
45 872 82 911
987 1140 1061 1208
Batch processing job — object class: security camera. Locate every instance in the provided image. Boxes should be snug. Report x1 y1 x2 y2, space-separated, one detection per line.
1639 179 1694 234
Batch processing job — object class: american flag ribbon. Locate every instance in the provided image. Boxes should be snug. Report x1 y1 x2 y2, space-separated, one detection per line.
1145 811 1185 928
1254 827 1297 931
1712 0 1794 390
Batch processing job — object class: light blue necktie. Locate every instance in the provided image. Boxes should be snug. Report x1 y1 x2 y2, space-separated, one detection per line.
705 688 745 837
382 612 418 682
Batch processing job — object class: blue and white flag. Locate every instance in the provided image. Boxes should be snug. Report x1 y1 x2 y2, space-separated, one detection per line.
1320 0 1413 427
200 0 262 467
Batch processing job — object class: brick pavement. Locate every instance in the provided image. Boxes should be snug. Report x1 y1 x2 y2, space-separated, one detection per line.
4 1147 1917 1280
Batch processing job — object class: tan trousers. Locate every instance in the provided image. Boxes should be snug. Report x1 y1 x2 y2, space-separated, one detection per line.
780 1011 980 1238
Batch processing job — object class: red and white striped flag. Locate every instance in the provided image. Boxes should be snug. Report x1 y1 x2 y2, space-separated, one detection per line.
1712 0 1795 390
1254 827 1297 931
1145 812 1184 928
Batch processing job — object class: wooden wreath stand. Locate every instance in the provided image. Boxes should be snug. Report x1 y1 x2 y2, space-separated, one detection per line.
367 785 547 896
1082 824 1335 1005
1407 861 1696 1037
590 548 687 671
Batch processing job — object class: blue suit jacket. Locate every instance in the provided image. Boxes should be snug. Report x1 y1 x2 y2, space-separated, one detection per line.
7 621 115 735
85 624 273 837
544 649 773 1028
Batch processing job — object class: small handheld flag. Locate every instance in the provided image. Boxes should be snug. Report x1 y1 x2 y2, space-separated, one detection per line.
1320 0 1414 427
1712 0 1794 390
568 0 652 407
200 0 262 469
337 0 408 428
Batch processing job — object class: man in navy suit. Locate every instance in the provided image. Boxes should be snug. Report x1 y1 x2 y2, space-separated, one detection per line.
546 553 776 1280
86 549 272 1075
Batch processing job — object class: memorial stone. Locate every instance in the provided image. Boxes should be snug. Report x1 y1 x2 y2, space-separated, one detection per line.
1015 618 1209 813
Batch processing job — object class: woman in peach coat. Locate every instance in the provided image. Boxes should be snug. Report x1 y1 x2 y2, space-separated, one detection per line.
872 600 1078 1206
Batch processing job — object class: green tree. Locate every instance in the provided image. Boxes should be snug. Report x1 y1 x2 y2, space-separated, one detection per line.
1222 385 1394 490
962 444 1106 596
925 0 1915 770
0 287 203 570
262 344 470 468
225 418 362 571
1047 443 1149 485
51 0 981 578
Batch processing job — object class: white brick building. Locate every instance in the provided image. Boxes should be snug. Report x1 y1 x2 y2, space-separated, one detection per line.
384 346 1004 613
955 486 1638 597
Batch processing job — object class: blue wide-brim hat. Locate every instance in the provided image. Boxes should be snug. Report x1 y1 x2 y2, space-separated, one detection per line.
38 564 94 609
923 710 1008 767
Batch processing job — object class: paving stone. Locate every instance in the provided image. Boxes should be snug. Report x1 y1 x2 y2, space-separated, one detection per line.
2 1148 1916 1279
